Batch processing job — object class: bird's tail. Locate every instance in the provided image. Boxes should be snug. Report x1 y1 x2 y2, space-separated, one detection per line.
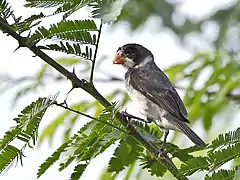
175 122 206 147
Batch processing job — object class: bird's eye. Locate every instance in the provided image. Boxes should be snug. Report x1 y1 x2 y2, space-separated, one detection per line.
125 48 133 55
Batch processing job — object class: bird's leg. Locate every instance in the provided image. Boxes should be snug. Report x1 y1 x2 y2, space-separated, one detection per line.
121 111 150 124
146 117 153 123
121 110 131 126
159 129 169 156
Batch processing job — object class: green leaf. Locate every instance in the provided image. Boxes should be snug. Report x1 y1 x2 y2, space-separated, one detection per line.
25 0 64 8
0 94 58 173
132 121 162 142
208 144 240 171
0 128 21 151
0 0 14 19
58 121 97 171
12 13 45 33
0 145 22 172
28 20 97 44
140 152 167 177
37 139 71 178
70 163 88 180
39 102 91 145
45 42 94 60
205 168 237 180
209 128 240 152
180 157 210 176
73 106 122 163
108 136 143 173
57 101 123 172
165 143 195 162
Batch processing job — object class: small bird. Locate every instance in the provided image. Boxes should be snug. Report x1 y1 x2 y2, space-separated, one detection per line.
113 43 206 151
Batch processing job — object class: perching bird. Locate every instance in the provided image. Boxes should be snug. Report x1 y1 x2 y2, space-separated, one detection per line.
113 43 206 151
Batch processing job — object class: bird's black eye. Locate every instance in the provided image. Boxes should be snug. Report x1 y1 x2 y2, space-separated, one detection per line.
124 47 134 55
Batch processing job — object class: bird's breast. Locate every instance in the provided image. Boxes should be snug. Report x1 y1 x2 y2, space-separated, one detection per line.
125 76 162 119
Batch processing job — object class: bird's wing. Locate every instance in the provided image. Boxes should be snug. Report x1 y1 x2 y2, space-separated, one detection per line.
129 65 189 123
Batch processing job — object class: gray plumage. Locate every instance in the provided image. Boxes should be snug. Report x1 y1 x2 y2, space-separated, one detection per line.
117 43 206 147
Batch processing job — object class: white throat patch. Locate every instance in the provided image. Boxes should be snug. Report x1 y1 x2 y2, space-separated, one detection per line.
124 57 135 68
134 56 153 68
124 55 153 69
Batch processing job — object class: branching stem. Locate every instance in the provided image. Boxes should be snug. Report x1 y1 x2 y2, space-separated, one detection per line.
55 102 128 134
90 19 103 83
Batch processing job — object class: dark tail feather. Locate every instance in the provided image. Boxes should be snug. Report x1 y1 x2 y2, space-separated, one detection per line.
175 122 206 147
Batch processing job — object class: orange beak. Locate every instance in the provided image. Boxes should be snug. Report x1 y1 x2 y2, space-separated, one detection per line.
113 49 125 64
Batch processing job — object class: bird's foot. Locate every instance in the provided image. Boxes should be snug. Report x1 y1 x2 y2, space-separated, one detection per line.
121 110 131 126
121 109 130 117
121 110 148 123
158 148 167 157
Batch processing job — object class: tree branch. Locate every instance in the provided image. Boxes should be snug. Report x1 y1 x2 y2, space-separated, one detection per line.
0 16 188 180
90 19 103 83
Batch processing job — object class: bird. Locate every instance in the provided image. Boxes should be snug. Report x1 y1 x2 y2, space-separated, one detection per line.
113 43 206 151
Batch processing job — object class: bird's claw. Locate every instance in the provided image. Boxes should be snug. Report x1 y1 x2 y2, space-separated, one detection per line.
121 110 131 126
121 109 129 117
158 148 167 157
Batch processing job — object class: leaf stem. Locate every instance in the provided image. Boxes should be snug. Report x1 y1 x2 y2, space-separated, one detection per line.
55 102 128 134
90 19 102 83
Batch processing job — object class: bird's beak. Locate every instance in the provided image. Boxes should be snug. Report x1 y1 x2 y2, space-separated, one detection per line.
113 49 125 64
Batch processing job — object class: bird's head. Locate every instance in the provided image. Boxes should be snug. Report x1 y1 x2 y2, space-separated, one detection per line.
113 43 153 69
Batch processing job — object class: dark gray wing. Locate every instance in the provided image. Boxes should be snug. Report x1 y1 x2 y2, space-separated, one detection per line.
129 64 189 123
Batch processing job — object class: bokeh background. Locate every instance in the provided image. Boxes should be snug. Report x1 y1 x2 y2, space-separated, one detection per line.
1 0 240 179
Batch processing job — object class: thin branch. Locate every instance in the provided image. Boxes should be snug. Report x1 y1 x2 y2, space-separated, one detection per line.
0 16 188 180
90 19 102 83
55 102 128 134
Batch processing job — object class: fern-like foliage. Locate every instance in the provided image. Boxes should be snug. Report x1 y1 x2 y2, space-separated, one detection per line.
25 0 64 8
177 128 240 179
140 152 167 177
25 0 122 23
209 128 240 152
46 42 94 60
37 138 72 177
37 120 96 178
26 19 98 59
28 19 98 44
108 135 143 173
0 94 58 173
12 13 45 34
25 0 119 21
0 0 13 19
205 168 238 180
53 0 96 19
180 157 210 176
208 144 240 171
131 120 162 142
70 163 88 180
37 104 123 179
